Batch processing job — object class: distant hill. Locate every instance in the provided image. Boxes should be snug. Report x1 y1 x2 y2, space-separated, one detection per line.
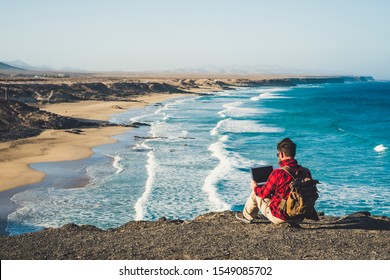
5 60 85 72
0 62 24 71
4 60 53 71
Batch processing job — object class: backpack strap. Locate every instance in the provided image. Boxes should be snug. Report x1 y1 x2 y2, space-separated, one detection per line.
281 166 297 180
279 166 296 212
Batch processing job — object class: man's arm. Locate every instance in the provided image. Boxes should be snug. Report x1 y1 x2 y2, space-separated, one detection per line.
253 169 281 198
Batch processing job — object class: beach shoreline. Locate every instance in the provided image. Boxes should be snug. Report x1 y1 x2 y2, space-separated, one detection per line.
0 93 190 193
0 75 370 192
0 75 380 237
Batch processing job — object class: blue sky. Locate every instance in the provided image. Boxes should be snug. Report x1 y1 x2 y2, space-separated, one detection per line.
1 0 390 79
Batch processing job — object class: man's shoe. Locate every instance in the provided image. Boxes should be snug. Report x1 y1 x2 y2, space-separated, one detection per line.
235 212 253 224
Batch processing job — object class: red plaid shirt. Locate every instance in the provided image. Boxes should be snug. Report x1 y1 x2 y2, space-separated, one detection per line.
254 158 312 220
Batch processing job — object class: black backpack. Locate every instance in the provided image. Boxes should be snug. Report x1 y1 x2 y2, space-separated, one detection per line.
279 166 320 221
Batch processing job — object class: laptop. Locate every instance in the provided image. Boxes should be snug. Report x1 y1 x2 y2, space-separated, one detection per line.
250 165 273 185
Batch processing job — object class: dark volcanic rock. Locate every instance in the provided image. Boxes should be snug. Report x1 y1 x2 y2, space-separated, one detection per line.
0 76 371 104
237 79 296 87
0 100 96 142
1 81 188 103
0 211 389 260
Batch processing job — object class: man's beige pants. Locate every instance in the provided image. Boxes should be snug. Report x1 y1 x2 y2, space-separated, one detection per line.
243 192 285 224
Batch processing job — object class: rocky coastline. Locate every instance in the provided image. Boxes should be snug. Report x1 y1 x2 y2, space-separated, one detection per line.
0 211 389 260
0 99 98 142
0 99 149 142
0 75 373 104
0 75 374 143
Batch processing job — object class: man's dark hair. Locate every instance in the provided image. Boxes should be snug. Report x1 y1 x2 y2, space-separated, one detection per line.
277 138 296 158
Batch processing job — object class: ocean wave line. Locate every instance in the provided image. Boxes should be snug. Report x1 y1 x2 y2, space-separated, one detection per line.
134 142 157 220
202 136 231 211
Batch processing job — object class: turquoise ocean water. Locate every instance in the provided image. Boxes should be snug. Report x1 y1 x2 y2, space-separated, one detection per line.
5 81 390 235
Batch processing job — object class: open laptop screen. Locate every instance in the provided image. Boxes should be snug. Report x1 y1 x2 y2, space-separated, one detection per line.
250 165 273 184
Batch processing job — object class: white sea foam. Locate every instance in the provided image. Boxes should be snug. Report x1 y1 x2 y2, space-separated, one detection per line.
211 119 284 135
202 138 232 211
202 135 270 211
218 89 243 96
374 144 388 153
223 101 243 108
129 102 175 123
181 130 189 137
296 84 324 89
220 135 229 142
112 155 125 174
134 142 157 220
103 154 125 174
210 119 226 136
150 120 186 139
162 113 172 121
250 91 291 101
130 113 156 122
255 87 292 93
133 142 152 151
154 106 168 115
218 101 268 118
218 101 241 118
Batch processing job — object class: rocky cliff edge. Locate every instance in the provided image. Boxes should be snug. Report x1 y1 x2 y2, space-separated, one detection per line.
1 211 389 260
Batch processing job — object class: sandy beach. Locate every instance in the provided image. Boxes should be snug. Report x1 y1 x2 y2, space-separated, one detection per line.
0 93 188 192
0 75 368 192
38 93 187 122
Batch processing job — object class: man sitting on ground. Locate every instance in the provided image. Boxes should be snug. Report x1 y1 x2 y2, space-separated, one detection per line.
239 137 318 224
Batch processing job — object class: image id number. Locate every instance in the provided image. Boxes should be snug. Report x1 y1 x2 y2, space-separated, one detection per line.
212 266 272 276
